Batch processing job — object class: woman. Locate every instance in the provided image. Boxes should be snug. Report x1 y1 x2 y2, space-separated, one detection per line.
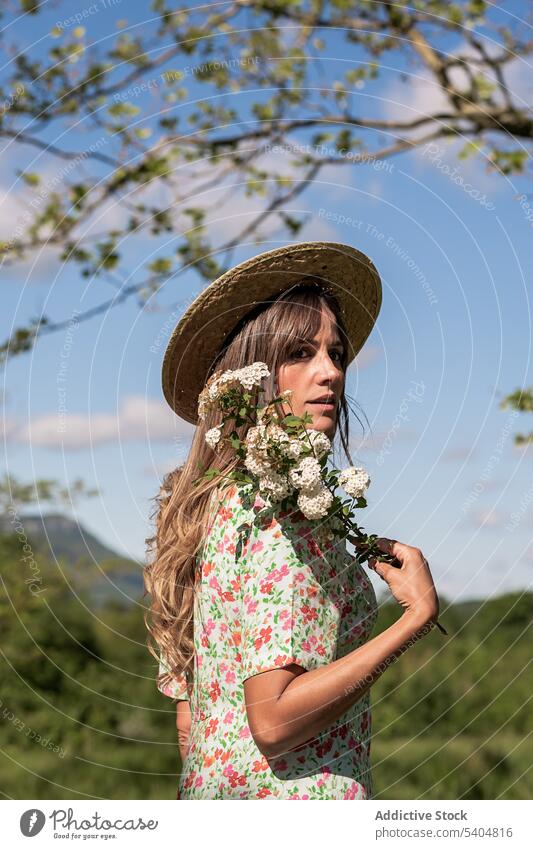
144 242 440 800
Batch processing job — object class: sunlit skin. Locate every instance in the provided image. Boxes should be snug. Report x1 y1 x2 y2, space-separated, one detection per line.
275 303 345 442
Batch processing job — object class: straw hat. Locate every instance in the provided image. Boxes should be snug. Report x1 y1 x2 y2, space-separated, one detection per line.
162 241 382 424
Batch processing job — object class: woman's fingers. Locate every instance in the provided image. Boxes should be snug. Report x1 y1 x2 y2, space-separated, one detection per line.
369 538 406 575
368 554 396 579
375 536 398 556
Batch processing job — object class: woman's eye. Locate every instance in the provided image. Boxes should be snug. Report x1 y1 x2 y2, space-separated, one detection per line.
287 347 308 360
292 348 342 361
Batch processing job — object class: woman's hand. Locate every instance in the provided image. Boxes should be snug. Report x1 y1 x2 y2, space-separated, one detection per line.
368 538 440 625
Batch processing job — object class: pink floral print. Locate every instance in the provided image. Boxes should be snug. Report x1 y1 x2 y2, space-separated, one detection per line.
157 481 378 799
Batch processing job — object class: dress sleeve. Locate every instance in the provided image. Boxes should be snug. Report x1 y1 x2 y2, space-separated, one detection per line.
156 651 191 701
236 494 338 684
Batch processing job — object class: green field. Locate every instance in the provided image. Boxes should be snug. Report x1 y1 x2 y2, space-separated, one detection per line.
1 532 530 799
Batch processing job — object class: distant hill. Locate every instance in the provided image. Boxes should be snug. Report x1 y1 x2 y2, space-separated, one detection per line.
0 512 126 563
0 512 144 606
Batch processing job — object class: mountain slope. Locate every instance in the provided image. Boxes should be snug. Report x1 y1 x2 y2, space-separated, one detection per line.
0 512 144 606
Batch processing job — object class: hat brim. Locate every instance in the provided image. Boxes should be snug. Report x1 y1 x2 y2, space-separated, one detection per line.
162 241 382 424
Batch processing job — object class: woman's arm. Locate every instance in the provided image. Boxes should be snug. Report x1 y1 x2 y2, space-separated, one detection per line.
244 603 434 759
176 699 192 762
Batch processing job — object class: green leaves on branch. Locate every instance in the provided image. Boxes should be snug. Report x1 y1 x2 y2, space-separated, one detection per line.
147 257 173 275
488 149 529 176
0 317 49 364
500 388 533 413
17 170 40 187
500 387 533 446
0 0 528 375
0 471 99 513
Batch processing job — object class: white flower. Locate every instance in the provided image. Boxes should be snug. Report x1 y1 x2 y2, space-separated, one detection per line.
197 372 231 419
288 456 322 491
338 466 371 498
297 483 333 520
205 426 222 449
235 362 270 390
245 424 268 454
306 428 331 460
243 450 271 477
258 470 292 501
244 423 276 477
197 378 219 420
197 362 270 419
265 423 289 446
279 438 304 460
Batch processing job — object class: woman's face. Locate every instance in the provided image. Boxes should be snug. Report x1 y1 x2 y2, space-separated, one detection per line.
276 304 345 441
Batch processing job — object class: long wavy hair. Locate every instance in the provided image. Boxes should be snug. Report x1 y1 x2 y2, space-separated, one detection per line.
144 279 370 695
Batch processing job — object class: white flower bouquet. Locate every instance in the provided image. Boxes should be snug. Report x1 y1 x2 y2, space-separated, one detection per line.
193 361 447 635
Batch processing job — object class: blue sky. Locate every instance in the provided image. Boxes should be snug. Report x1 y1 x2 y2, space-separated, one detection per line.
1 2 532 605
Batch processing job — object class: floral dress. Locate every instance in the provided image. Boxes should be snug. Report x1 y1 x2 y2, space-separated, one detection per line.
157 481 379 800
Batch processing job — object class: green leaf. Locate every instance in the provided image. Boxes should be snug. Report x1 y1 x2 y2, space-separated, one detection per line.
499 387 533 413
147 257 172 274
19 171 40 187
108 101 141 118
458 140 480 160
135 127 152 139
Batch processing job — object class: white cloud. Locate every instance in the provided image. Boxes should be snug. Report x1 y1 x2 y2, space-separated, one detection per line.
382 36 532 124
380 38 532 189
0 414 21 443
469 507 507 529
9 394 194 450
442 443 477 463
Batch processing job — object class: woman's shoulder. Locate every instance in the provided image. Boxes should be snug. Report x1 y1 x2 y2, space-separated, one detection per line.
211 480 265 530
216 479 334 546
205 480 346 584
209 478 338 545
207 480 282 540
203 480 254 532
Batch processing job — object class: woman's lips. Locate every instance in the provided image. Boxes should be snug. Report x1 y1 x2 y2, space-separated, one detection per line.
307 401 335 411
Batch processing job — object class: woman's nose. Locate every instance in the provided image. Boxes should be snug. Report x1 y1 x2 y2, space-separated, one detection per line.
319 353 340 380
